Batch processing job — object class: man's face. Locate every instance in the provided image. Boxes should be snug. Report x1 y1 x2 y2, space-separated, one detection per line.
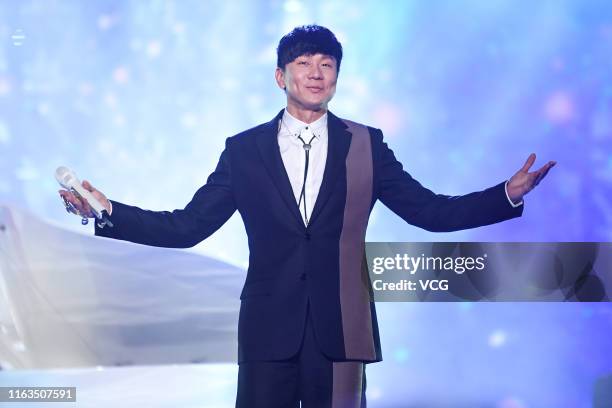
275 53 338 112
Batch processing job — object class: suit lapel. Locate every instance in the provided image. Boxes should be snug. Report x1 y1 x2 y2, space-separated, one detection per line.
308 111 352 227
256 109 305 227
255 109 353 229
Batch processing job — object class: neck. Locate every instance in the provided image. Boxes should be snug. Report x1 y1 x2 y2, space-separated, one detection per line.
285 104 327 124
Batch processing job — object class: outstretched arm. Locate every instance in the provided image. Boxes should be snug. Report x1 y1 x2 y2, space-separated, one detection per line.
59 141 237 248
374 130 533 232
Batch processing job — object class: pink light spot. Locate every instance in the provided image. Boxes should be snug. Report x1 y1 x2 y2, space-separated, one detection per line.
372 103 405 136
600 24 612 40
146 41 162 58
113 67 130 84
0 77 12 96
544 91 575 124
497 397 526 408
551 57 565 72
98 14 117 31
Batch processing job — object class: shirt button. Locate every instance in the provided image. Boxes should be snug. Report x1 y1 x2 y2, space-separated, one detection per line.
300 273 307 281
304 232 311 240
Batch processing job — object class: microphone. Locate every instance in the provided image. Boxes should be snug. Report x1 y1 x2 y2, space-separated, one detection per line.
55 166 113 228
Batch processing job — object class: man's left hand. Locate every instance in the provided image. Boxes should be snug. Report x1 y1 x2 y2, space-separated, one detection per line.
507 153 556 204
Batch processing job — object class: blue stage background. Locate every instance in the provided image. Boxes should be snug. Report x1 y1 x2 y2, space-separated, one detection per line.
1 1 611 407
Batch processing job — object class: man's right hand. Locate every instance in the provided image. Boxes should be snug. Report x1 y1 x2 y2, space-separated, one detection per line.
59 180 111 218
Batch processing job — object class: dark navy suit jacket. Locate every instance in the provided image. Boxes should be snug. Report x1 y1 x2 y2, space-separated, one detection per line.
95 109 523 363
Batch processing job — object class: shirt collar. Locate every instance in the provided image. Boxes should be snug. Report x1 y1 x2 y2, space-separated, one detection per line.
281 109 327 140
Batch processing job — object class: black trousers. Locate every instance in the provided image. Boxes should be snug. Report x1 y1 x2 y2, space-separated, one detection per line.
236 302 367 408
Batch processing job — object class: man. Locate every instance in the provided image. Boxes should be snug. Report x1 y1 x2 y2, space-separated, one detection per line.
60 25 555 408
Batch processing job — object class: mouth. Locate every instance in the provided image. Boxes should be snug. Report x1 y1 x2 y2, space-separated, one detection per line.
306 86 324 93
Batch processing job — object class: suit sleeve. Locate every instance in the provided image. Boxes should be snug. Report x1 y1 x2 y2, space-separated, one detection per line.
95 138 237 248
372 128 523 232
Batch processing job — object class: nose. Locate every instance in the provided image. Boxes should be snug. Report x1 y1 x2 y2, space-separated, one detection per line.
308 64 323 79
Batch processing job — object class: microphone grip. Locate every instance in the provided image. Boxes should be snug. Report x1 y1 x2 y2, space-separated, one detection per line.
69 184 106 219
97 210 114 228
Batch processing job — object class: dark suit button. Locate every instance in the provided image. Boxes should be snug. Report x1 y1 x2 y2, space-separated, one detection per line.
304 233 311 240
300 273 307 281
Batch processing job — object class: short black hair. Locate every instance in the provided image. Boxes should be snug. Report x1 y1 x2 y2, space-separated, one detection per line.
276 24 343 72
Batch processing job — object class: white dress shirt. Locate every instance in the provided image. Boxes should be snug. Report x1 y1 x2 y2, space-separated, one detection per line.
278 109 328 225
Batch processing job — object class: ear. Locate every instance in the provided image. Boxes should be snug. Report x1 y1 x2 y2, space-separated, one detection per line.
275 67 286 90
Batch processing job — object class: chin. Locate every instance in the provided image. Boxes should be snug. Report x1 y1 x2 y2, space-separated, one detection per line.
307 98 330 109
308 104 327 112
